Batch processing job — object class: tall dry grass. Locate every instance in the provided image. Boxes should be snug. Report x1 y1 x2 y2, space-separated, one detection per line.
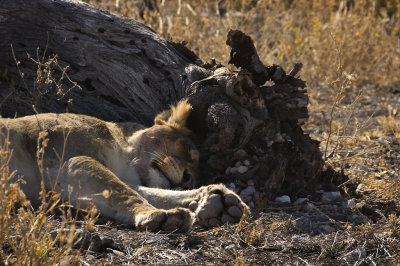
85 0 400 91
0 56 95 264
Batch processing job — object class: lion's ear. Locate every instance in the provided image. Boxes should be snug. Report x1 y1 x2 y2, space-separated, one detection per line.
154 99 192 134
154 109 172 125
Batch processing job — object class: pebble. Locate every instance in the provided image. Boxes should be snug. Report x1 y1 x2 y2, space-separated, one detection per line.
274 195 291 204
247 180 254 186
106 248 125 257
346 198 356 208
345 249 366 260
237 165 248 174
267 140 274 147
225 167 231 175
321 191 342 203
230 167 238 174
291 235 309 243
235 161 242 167
294 197 308 205
378 136 391 143
319 224 336 234
351 214 364 223
243 160 251 166
356 183 367 194
304 202 315 212
233 149 247 160
239 186 256 202
224 244 238 256
274 134 284 142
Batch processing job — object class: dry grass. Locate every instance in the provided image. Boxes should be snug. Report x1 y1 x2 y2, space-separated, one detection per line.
85 0 400 90
0 65 95 264
0 128 99 264
10 41 80 114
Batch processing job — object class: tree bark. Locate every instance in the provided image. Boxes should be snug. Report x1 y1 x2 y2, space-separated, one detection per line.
0 0 199 124
0 0 323 198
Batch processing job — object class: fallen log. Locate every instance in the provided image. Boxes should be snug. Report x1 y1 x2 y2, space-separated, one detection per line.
0 0 323 200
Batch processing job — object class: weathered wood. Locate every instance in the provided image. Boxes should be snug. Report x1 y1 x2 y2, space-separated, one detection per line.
186 31 322 196
0 0 199 124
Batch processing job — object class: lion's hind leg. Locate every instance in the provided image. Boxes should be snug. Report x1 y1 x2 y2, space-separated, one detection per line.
57 156 194 232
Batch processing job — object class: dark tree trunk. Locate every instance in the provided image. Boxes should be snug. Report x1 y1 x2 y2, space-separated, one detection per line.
0 0 323 199
0 0 199 125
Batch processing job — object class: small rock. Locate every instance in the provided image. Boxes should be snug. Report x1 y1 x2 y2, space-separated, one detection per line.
243 160 251 166
225 167 231 175
345 249 366 260
224 244 238 256
294 198 308 205
304 202 315 212
267 140 274 147
233 149 247 160
247 180 254 186
105 248 125 257
237 165 248 174
350 214 364 224
249 201 255 208
321 191 342 203
274 195 291 204
89 234 115 252
356 183 367 194
291 235 309 243
346 198 356 208
228 182 236 191
319 224 336 234
316 190 324 194
274 134 284 142
235 161 242 167
378 136 391 143
230 167 238 174
146 235 166 245
240 186 256 202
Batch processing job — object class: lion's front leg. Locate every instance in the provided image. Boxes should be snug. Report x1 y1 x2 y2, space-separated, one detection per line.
137 184 249 228
57 156 194 232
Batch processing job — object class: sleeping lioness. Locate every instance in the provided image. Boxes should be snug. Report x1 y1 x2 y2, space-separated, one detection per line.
0 99 248 232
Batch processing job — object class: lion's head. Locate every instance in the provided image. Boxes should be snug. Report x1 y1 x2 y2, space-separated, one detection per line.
131 99 199 189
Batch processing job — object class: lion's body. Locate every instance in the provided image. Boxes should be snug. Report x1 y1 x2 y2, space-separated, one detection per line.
0 100 248 232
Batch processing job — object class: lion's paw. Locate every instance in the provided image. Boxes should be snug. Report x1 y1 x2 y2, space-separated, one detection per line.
135 207 194 232
194 184 249 228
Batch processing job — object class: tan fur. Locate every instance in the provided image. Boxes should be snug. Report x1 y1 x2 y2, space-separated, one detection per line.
0 99 248 232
